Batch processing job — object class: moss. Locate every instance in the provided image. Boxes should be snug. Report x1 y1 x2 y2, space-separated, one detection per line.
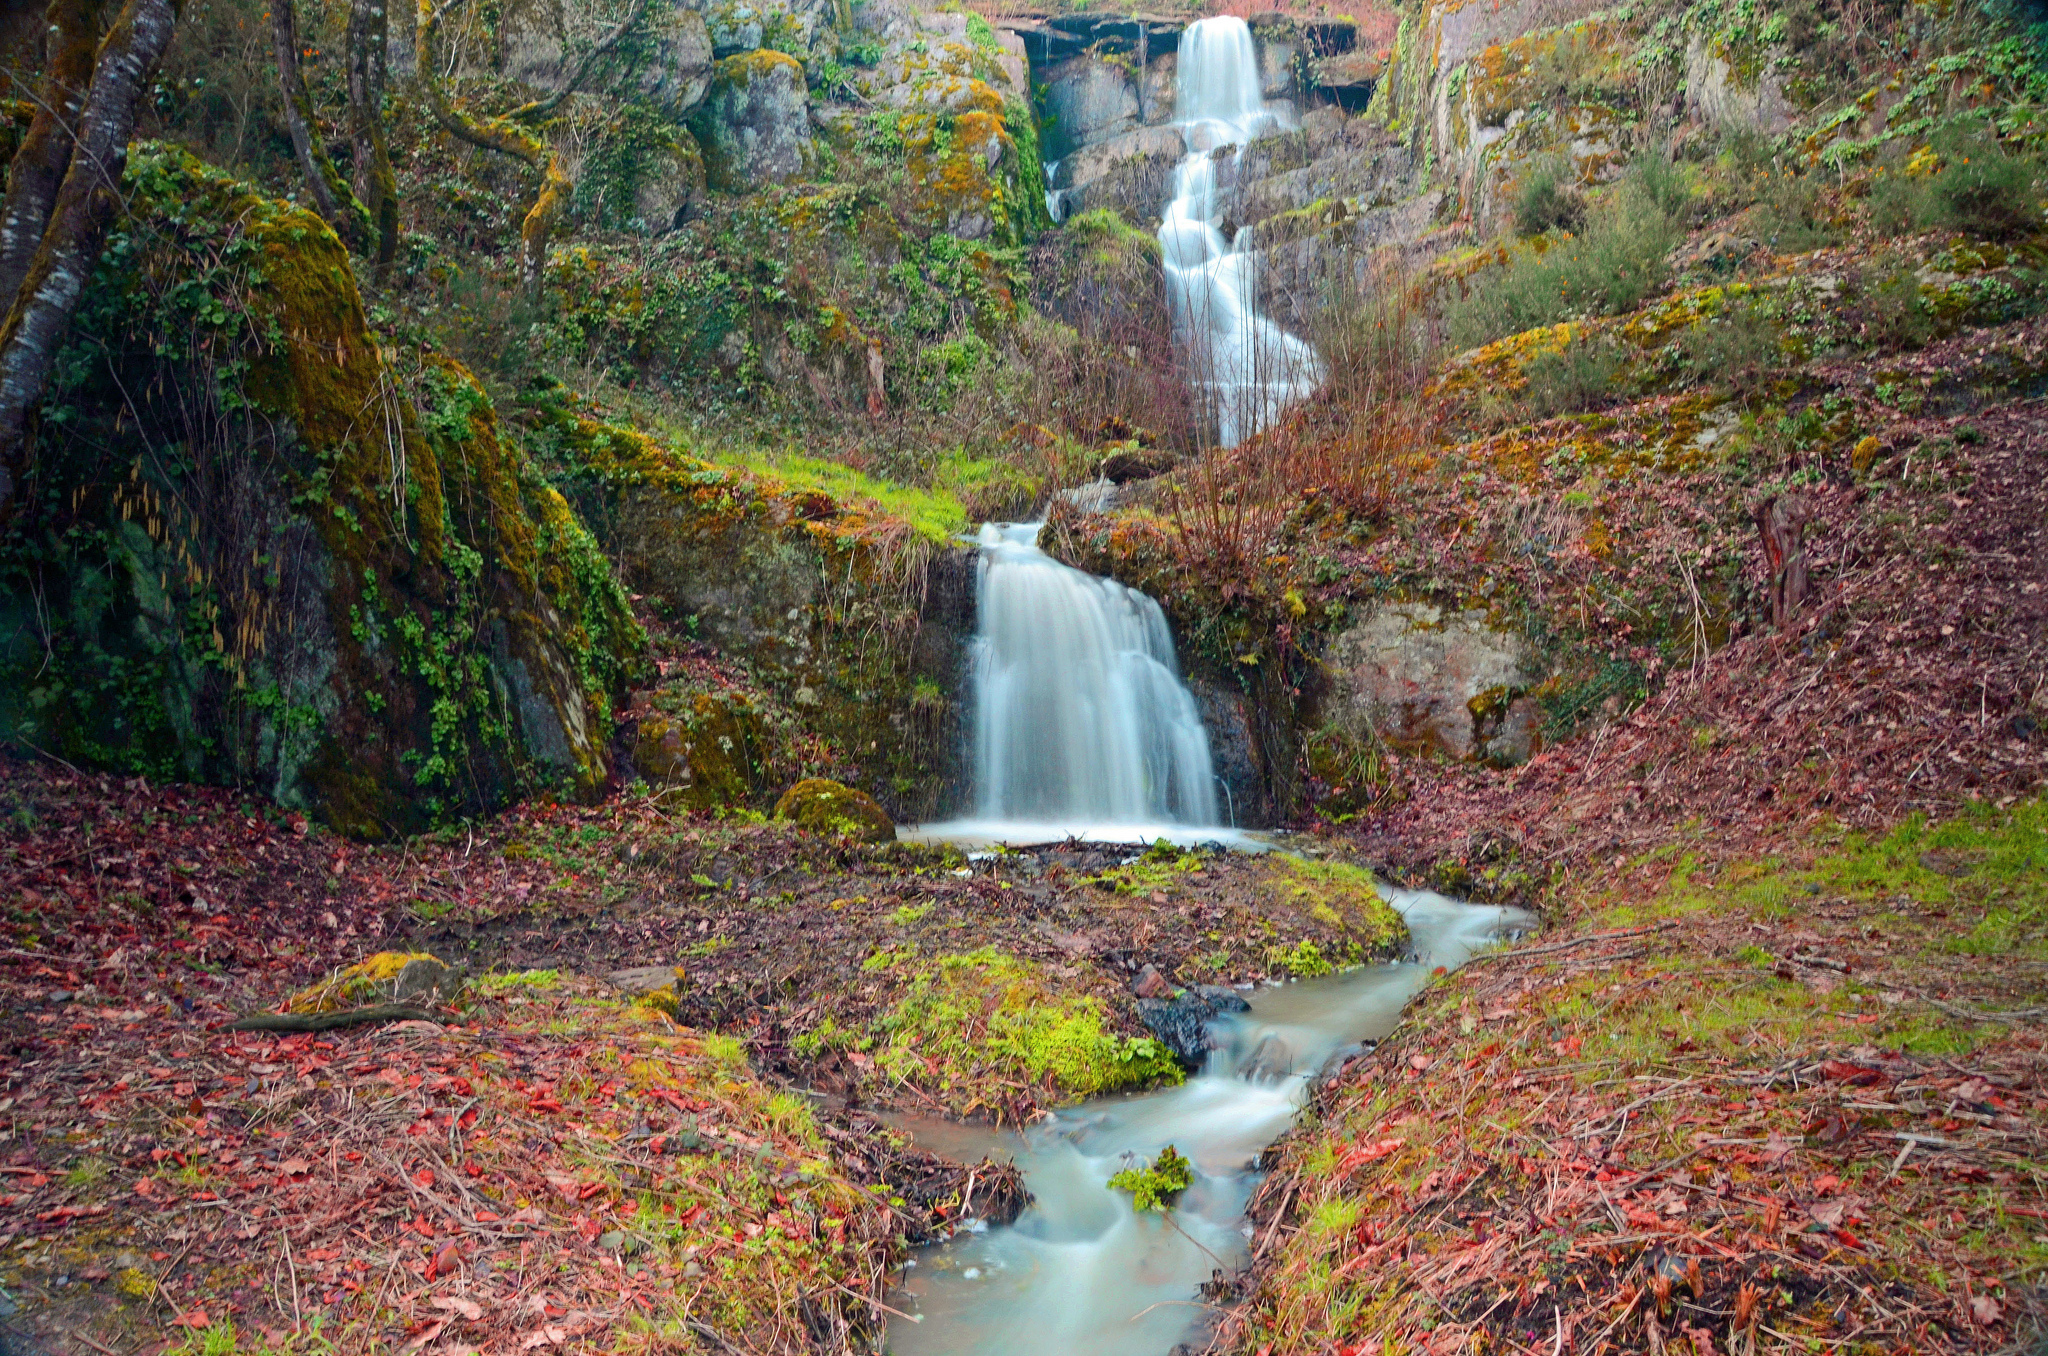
875 947 1183 1113
774 777 895 842
714 48 808 87
1261 856 1412 959
284 950 443 1013
5 145 644 836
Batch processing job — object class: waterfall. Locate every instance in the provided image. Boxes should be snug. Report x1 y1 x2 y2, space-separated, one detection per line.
1158 17 1323 447
912 523 1220 843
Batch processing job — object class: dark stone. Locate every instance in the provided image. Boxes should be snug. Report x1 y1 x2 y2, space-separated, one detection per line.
1239 1033 1295 1084
1193 985 1251 1013
1132 963 1172 999
1137 991 1232 1070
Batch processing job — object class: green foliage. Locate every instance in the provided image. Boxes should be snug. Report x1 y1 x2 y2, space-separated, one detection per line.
1449 161 1683 349
1107 1145 1194 1210
716 447 969 541
1513 156 1583 238
166 1322 336 1356
1266 856 1410 957
1874 120 2046 242
877 948 1183 1108
1674 294 1784 386
1515 331 1627 415
1090 839 1204 895
1268 939 1335 978
474 968 562 993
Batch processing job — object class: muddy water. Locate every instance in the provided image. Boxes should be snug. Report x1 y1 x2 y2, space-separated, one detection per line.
886 888 1530 1356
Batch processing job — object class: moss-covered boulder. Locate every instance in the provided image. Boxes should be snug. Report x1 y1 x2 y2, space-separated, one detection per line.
774 777 894 842
285 951 458 1013
698 49 813 190
0 146 645 835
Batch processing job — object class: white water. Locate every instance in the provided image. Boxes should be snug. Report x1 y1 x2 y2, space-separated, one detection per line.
888 888 1532 1355
1159 17 1323 447
912 523 1227 847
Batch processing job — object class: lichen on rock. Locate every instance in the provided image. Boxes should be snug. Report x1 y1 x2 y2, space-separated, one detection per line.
774 777 895 841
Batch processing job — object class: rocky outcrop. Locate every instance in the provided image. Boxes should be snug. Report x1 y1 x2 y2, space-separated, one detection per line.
698 50 814 188
0 148 643 838
503 0 715 114
1323 604 1543 765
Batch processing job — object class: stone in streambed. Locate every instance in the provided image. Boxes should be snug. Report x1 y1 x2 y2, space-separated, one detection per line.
1136 985 1250 1070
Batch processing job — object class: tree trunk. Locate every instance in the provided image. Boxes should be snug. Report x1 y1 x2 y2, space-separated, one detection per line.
0 0 182 513
273 0 369 251
0 0 101 309
1755 494 1811 630
347 0 400 279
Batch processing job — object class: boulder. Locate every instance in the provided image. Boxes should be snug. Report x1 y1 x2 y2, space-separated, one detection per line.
698 50 814 189
773 778 896 842
1043 54 1141 157
631 129 707 231
1324 603 1538 761
1136 985 1251 1070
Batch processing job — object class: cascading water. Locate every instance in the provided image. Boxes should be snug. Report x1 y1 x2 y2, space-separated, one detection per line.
913 522 1224 846
888 889 1532 1355
1159 16 1323 447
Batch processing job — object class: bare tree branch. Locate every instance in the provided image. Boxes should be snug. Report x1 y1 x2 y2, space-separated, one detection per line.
272 0 371 251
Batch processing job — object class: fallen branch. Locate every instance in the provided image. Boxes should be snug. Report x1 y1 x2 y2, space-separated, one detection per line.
227 1004 437 1032
1463 922 1678 966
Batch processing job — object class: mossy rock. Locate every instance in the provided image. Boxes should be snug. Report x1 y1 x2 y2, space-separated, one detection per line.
286 951 456 1013
0 145 646 836
774 777 895 842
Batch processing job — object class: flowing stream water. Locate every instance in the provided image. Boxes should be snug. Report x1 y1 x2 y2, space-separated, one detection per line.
886 889 1530 1354
1158 16 1323 447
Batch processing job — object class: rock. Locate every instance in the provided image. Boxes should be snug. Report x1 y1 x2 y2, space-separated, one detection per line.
1684 33 1793 133
1042 54 1141 157
1099 445 1176 484
1132 963 1173 998
704 0 763 55
1137 993 1217 1070
286 951 458 1014
773 778 895 842
698 50 813 189
1324 603 1537 761
1193 985 1251 1013
630 130 707 232
1239 1033 1295 1083
1481 695 1544 767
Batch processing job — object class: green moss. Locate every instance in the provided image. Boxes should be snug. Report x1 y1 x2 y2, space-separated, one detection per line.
1089 839 1204 895
1263 856 1411 958
773 777 895 842
718 447 969 542
876 947 1183 1112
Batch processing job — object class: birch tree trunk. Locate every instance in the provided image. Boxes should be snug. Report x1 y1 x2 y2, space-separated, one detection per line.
0 0 102 308
0 0 182 513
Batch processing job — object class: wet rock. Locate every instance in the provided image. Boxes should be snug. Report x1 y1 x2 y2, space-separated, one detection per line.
1193 984 1251 1013
1240 1033 1295 1084
1099 445 1178 484
1132 964 1173 999
1042 54 1141 157
1137 992 1222 1070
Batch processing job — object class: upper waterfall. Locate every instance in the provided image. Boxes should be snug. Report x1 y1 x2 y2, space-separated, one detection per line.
1158 16 1323 447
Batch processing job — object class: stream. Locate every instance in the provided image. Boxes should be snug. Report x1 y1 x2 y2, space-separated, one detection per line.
886 887 1531 1355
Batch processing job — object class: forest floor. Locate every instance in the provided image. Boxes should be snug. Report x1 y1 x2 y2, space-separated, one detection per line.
0 761 1410 1354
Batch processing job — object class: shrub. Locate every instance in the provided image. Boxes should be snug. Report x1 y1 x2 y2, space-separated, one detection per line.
1856 270 1936 350
1924 121 2043 241
1753 167 1839 251
1676 296 1784 387
1513 156 1583 237
1514 331 1629 417
1448 178 1680 349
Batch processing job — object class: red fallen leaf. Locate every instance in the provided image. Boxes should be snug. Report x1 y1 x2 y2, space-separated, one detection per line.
280 1159 311 1176
426 1242 460 1280
1408 1054 1432 1072
1819 1060 1884 1087
577 1181 605 1201
529 1098 564 1113
433 1295 485 1321
133 1177 157 1197
474 1209 502 1222
413 1169 436 1187
1970 1296 2002 1327
1834 1228 1864 1249
170 1309 210 1328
